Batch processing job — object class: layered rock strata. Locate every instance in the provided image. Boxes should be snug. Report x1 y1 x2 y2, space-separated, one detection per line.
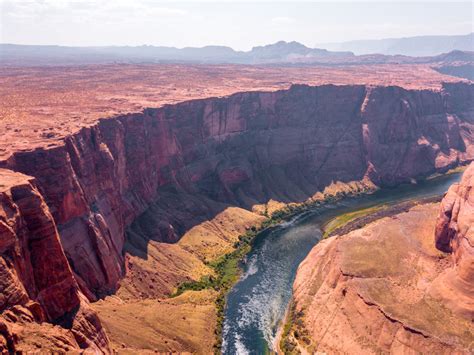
0 82 473 351
0 169 109 352
291 163 474 354
434 162 474 318
1 83 473 299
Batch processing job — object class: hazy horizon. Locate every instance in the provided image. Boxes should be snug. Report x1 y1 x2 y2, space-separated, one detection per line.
1 32 473 51
1 1 472 50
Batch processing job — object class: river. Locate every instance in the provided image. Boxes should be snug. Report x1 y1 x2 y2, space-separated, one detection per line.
221 172 462 354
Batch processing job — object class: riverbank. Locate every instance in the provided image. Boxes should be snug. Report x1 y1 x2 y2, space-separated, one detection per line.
91 178 376 353
169 167 467 353
93 207 265 353
278 196 445 354
278 163 473 354
224 167 470 353
169 181 376 352
321 165 468 239
287 187 473 354
322 195 442 239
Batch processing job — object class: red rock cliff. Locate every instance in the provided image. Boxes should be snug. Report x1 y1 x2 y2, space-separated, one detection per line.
291 165 474 354
0 169 109 352
433 162 474 318
0 83 472 303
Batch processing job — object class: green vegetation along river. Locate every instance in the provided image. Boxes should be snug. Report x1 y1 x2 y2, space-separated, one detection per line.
221 172 462 354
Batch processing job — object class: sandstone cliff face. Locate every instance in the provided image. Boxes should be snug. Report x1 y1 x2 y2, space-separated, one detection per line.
0 83 473 352
0 169 79 320
0 169 109 352
433 163 474 318
291 164 474 354
1 83 472 304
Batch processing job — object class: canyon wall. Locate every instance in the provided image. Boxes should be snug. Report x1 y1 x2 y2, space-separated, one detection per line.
291 163 474 354
0 83 473 350
0 169 108 352
435 64 474 81
434 162 474 318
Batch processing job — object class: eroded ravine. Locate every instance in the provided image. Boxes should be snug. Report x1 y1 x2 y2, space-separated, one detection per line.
222 171 463 354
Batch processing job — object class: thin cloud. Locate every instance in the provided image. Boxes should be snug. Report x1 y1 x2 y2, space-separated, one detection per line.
271 16 295 25
1 0 188 21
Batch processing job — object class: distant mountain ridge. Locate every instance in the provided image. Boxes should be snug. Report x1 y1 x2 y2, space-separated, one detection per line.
248 41 354 61
317 33 474 56
0 39 473 67
0 41 353 66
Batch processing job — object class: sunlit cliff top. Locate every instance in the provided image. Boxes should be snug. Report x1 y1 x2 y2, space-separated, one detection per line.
0 63 468 160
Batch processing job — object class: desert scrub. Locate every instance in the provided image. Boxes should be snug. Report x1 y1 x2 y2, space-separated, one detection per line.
170 226 263 353
171 186 375 353
322 205 386 238
279 302 311 354
170 208 300 353
280 303 298 354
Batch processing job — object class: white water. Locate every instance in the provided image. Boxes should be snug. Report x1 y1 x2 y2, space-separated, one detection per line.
222 172 463 354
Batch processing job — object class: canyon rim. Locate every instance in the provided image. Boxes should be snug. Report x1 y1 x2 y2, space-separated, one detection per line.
1 68 473 353
1 2 474 353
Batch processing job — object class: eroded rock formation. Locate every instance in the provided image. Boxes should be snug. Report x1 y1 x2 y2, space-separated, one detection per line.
433 163 474 318
290 163 474 354
2 83 473 298
0 82 473 351
0 169 108 352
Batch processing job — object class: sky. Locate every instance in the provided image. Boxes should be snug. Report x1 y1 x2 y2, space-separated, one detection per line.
0 0 472 50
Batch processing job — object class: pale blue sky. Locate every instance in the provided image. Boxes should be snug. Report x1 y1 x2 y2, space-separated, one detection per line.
0 1 472 49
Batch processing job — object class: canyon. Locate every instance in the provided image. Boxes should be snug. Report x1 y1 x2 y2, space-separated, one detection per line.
1 63 470 161
290 163 474 354
0 62 473 352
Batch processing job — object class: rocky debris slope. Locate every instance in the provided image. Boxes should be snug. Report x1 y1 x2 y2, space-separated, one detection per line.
1 83 473 301
90 206 265 353
291 163 474 354
0 169 109 353
0 82 473 351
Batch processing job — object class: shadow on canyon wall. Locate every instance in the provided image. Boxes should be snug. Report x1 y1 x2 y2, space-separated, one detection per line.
125 83 472 264
2 82 473 300
434 64 474 81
